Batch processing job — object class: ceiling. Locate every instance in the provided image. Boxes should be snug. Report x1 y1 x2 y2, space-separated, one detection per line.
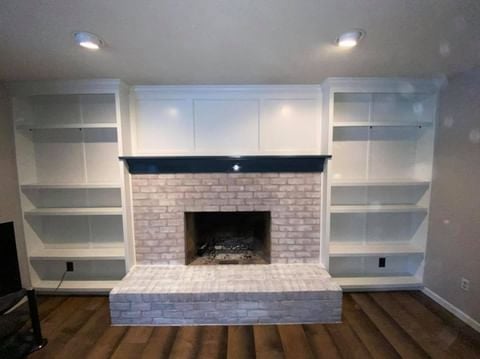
0 0 479 85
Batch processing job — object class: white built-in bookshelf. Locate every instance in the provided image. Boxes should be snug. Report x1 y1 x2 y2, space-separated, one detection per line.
322 78 443 290
10 80 132 293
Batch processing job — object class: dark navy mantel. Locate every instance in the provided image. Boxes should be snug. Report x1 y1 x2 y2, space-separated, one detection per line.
119 155 331 174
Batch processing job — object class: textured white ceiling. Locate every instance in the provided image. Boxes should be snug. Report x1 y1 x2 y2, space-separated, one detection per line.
0 0 479 84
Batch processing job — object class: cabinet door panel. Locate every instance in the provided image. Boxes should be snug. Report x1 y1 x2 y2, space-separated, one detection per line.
260 99 320 153
135 99 194 153
194 100 259 154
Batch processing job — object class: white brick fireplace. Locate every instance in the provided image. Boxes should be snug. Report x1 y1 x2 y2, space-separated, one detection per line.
110 164 341 326
109 85 342 326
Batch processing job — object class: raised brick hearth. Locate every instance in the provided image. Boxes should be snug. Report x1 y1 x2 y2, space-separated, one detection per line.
132 172 321 264
110 264 342 325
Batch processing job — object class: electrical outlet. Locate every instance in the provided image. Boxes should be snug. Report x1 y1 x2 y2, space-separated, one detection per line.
461 278 470 291
378 257 386 268
66 261 74 272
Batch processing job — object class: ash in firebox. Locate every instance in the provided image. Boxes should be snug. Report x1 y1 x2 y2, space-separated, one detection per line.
192 230 268 265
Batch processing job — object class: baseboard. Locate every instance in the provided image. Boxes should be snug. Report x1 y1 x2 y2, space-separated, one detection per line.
422 287 480 333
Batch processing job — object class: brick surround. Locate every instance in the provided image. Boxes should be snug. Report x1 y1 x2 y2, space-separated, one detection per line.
132 173 322 264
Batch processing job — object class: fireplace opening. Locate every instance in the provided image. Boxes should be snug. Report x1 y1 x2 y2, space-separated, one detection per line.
185 211 271 265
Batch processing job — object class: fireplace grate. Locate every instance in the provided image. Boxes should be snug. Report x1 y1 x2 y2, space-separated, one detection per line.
185 211 271 265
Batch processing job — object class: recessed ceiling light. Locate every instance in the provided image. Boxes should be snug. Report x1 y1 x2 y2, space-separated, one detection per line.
73 31 104 50
336 30 365 48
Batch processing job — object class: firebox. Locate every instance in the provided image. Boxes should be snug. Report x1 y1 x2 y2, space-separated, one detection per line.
184 211 271 265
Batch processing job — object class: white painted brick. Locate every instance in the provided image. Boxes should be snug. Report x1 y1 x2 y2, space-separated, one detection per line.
133 173 321 264
110 264 341 325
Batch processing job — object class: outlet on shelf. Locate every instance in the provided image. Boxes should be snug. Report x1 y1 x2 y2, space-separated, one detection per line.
378 257 386 268
461 278 470 291
66 261 74 272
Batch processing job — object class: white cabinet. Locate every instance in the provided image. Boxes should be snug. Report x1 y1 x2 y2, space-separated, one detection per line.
194 99 259 154
131 86 323 155
323 78 443 291
134 99 194 154
260 99 321 153
9 80 132 293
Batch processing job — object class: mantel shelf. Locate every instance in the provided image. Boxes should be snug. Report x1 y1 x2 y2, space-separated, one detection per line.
120 155 331 174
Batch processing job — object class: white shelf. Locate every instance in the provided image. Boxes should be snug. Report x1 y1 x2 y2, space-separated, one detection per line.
33 280 120 293
331 204 428 214
29 247 125 261
16 123 117 130
329 242 424 257
333 121 432 128
333 276 423 290
331 179 430 187
25 207 123 216
21 183 121 190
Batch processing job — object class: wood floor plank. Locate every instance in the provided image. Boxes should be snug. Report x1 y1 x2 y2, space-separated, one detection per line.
277 324 314 359
141 327 178 359
168 326 201 359
343 294 400 358
196 326 228 359
37 295 68 320
303 324 341 359
227 326 255 359
394 292 480 358
325 321 372 359
34 297 90 338
85 325 128 359
351 293 429 358
253 325 285 359
15 295 67 334
410 291 480 347
370 292 451 358
53 298 111 359
111 327 154 359
30 297 102 359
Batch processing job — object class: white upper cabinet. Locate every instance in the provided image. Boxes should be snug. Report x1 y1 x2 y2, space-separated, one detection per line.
131 86 324 155
260 99 321 153
135 99 194 154
194 99 259 154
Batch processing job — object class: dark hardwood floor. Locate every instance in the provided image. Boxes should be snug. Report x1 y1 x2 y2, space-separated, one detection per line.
25 291 480 358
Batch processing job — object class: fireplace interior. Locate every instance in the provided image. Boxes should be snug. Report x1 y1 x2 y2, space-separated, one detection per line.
185 211 271 265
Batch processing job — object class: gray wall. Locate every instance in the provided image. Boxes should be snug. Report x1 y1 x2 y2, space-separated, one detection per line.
424 68 480 322
0 84 30 286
